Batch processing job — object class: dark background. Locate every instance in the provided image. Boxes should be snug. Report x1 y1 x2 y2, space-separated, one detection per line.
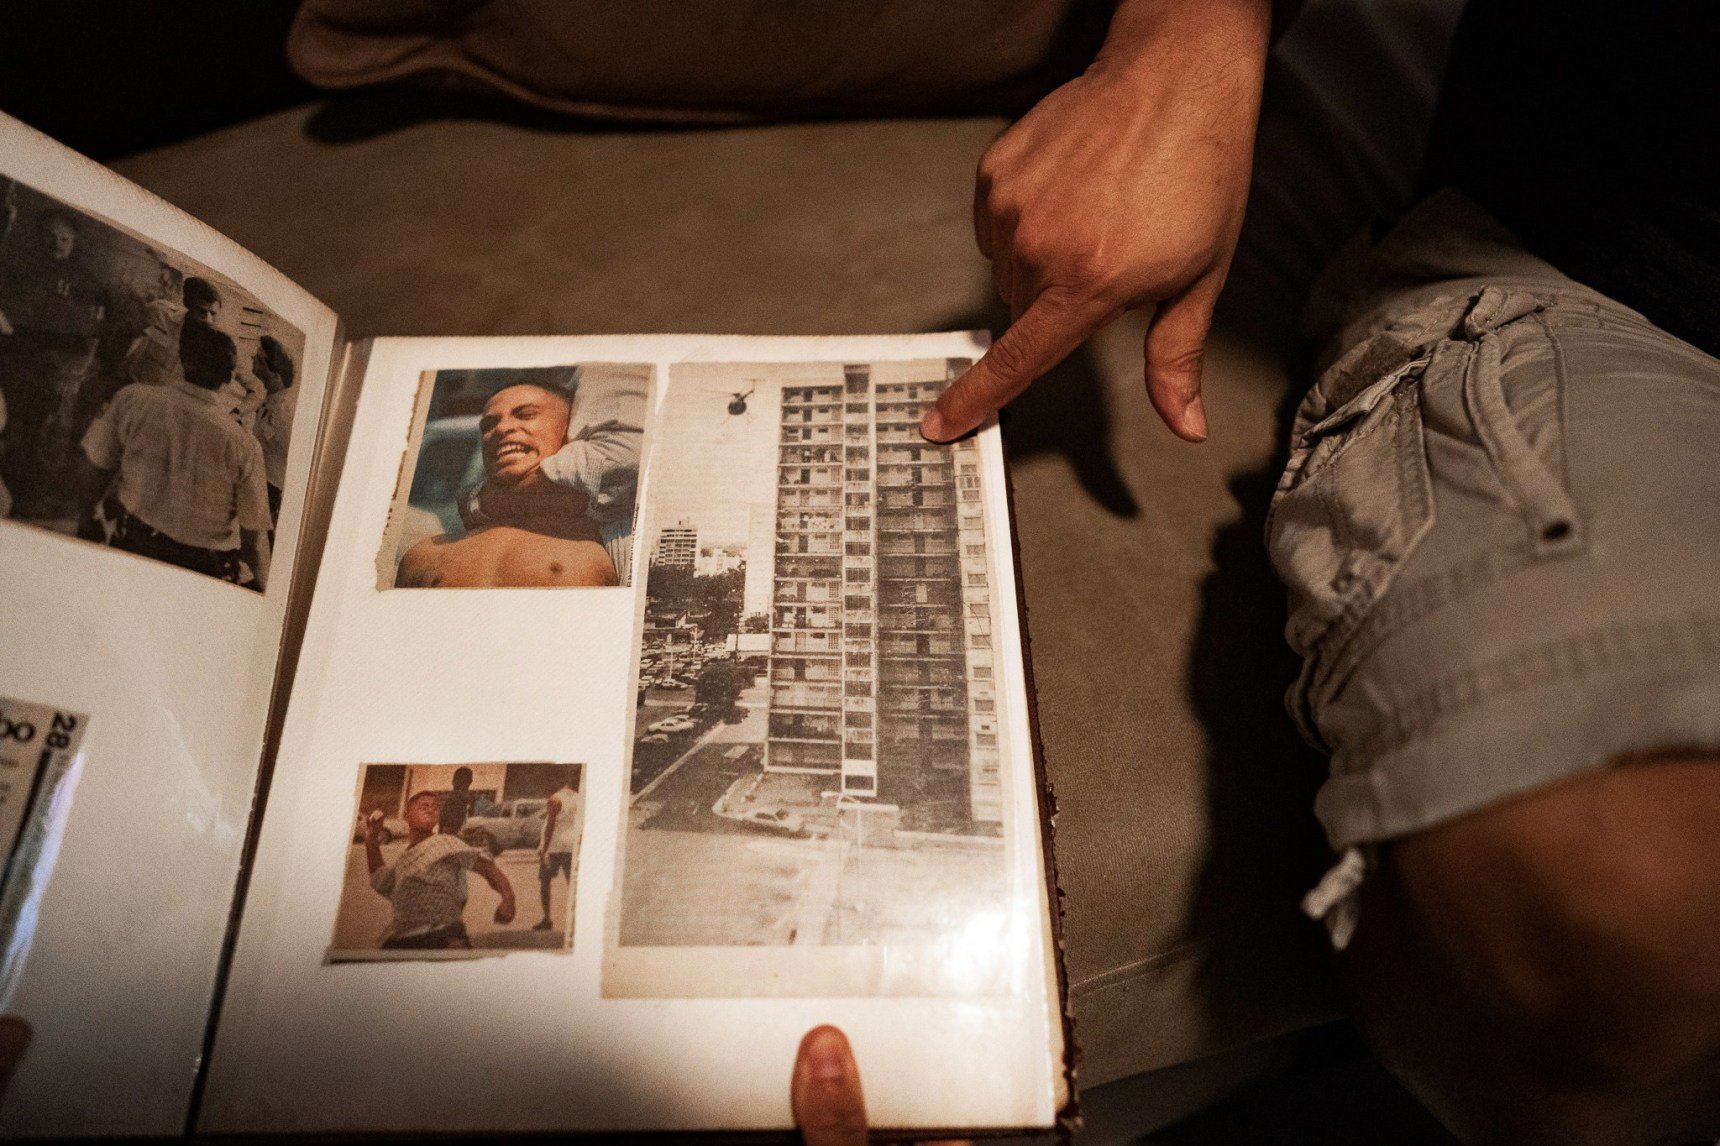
0 1 311 161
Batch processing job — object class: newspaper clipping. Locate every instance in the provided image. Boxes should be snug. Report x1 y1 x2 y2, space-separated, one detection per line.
609 359 1018 997
0 176 305 591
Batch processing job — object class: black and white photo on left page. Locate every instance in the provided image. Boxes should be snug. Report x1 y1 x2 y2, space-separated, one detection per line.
0 176 305 591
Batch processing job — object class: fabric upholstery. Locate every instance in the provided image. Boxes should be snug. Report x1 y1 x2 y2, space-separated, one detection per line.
288 0 1111 122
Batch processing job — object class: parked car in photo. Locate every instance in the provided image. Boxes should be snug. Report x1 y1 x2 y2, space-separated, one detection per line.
353 812 408 844
646 713 697 735
716 804 807 837
458 798 548 855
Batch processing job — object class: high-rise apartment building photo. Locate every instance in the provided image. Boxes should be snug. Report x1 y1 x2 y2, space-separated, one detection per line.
653 520 698 568
764 361 1003 831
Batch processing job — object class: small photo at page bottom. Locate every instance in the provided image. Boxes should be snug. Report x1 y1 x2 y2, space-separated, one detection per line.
327 762 583 962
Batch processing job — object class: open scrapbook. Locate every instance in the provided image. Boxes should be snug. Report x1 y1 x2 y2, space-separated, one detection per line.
0 112 1072 1137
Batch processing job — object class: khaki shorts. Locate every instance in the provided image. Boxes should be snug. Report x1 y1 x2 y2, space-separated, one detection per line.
1270 191 1720 923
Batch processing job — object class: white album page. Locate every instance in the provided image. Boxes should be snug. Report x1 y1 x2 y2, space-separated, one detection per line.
200 333 1066 1134
0 114 340 1136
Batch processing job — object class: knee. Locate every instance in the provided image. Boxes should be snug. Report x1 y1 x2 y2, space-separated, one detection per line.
1386 751 1720 1092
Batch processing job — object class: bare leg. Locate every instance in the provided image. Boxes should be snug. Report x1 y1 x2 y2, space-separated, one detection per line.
535 862 553 929
1343 751 1720 1144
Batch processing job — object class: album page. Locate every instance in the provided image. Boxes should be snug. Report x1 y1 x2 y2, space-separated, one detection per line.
200 333 1068 1135
0 115 341 1135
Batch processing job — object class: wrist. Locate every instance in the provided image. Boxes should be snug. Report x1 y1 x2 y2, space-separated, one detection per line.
1094 0 1271 85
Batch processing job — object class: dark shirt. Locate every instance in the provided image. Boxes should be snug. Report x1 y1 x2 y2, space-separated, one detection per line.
1424 0 1720 357
438 789 473 836
0 243 104 339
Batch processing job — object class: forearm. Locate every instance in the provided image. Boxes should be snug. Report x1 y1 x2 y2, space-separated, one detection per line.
475 858 515 903
536 432 640 523
241 529 270 591
74 460 112 514
1094 0 1271 96
364 837 384 875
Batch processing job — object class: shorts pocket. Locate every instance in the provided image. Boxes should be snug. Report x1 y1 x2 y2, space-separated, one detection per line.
1268 356 1436 705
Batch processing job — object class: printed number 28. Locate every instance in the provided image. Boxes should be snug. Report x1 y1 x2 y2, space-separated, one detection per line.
44 712 78 751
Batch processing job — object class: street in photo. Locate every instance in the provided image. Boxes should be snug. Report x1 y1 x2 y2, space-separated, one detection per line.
381 363 650 589
617 359 1011 955
329 762 583 960
0 176 305 590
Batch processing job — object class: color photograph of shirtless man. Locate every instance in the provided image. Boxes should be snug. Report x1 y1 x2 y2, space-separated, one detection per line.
385 363 650 589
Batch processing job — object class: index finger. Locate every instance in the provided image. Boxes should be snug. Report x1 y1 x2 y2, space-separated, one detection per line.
922 288 1116 442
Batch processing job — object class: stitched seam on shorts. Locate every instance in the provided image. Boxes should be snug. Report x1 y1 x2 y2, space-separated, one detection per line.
1359 612 1720 757
1313 545 1540 717
1542 312 1576 498
1289 391 1418 652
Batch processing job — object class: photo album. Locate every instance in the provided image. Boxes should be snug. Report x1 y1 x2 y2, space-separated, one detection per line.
0 112 1073 1137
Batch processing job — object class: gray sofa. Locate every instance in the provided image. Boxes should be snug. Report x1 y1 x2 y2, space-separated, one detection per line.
106 0 1461 1128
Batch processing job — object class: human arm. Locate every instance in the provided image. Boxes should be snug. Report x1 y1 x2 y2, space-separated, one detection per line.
472 855 516 924
538 795 561 861
923 0 1271 445
240 529 270 592
72 455 113 521
535 374 645 525
75 399 119 518
234 442 272 590
363 814 388 878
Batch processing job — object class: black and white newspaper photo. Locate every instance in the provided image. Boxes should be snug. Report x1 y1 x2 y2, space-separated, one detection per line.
329 762 583 961
380 363 649 589
0 176 305 591
610 358 1019 996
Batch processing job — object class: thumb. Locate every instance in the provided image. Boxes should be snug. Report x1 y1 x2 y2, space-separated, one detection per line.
1142 279 1220 442
792 1026 867 1146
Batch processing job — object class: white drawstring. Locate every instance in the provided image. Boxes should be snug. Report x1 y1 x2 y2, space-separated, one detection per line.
1302 847 1367 950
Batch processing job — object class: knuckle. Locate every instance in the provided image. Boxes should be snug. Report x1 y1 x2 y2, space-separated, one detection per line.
985 330 1038 385
1061 249 1116 295
1010 233 1121 305
1157 340 1206 379
1162 337 1204 373
1007 221 1055 269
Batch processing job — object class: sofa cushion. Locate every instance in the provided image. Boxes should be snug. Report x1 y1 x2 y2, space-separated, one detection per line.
288 0 1111 122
